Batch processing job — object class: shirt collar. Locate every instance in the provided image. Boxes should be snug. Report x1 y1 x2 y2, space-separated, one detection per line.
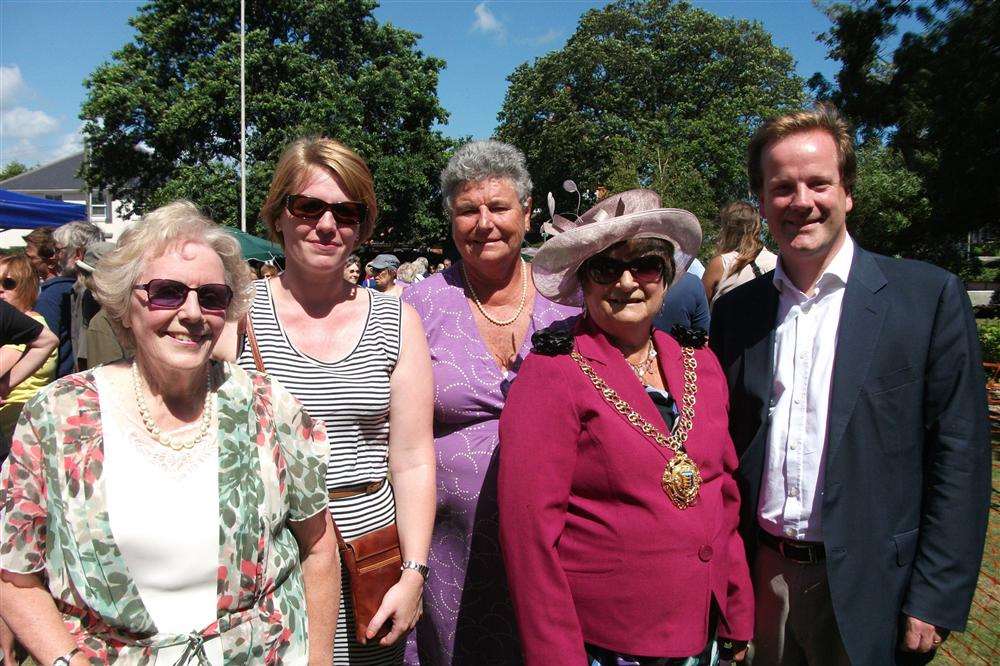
773 234 854 296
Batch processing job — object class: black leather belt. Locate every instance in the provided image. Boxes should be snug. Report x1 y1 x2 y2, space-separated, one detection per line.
758 529 826 564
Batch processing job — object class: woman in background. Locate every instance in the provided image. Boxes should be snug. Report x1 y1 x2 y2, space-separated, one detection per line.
701 201 776 306
0 254 57 458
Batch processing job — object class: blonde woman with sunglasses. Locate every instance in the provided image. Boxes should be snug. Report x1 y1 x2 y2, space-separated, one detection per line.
240 137 435 665
0 201 339 664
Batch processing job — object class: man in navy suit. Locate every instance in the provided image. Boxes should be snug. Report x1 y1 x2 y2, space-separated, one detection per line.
710 104 990 665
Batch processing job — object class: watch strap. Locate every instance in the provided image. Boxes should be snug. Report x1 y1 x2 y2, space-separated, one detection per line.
400 560 430 581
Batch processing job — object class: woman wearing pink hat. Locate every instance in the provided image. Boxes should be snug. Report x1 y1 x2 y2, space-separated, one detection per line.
498 190 753 665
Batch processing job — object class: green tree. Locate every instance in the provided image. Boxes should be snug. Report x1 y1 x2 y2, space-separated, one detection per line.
810 0 999 271
81 0 454 248
496 0 804 238
0 161 29 182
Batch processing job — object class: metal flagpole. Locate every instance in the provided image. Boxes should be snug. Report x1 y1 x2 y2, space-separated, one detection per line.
240 0 247 232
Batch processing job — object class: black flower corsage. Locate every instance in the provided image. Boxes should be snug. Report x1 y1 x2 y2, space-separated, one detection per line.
531 327 574 356
670 324 708 349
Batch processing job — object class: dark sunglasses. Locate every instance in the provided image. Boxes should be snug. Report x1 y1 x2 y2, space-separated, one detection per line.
285 194 367 226
133 278 233 312
584 255 666 285
1 277 16 290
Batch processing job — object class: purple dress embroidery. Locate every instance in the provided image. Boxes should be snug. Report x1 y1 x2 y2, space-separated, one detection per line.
402 264 579 665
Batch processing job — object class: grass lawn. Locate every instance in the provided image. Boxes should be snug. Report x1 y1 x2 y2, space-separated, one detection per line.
930 459 999 664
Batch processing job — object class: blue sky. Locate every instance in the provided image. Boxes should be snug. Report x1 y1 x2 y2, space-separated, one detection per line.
1 0 860 169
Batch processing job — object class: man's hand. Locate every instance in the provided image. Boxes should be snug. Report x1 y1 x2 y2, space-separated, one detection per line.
901 615 946 653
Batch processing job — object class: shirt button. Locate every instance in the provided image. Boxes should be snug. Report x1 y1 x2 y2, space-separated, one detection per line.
698 545 714 562
789 487 799 498
789 441 798 451
784 527 796 538
799 351 808 360
793 396 802 405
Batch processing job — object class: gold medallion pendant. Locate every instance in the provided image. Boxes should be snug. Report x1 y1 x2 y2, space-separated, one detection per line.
662 452 702 509
572 343 703 510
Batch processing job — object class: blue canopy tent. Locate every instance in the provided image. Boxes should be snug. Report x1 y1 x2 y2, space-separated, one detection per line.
0 189 86 229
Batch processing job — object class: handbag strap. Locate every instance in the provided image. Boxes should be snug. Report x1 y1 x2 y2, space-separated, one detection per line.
750 260 763 278
243 313 266 374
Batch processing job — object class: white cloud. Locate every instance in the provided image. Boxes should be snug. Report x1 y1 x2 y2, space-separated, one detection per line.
521 29 561 47
52 123 84 159
1 106 59 139
472 2 505 41
0 65 27 107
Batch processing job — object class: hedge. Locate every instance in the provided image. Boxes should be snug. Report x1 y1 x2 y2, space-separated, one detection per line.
977 319 1000 363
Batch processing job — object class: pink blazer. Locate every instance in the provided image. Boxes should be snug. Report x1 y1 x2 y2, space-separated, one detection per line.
498 318 753 664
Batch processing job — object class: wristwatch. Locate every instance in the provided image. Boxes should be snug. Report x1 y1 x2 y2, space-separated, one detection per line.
401 560 430 581
52 647 82 666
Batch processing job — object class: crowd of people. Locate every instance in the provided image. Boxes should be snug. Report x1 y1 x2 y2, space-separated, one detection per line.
0 102 990 666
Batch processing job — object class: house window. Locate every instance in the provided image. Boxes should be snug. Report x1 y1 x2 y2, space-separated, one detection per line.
44 194 63 201
89 189 108 221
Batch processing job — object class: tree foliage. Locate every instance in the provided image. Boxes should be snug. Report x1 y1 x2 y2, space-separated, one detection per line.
496 0 804 244
81 0 454 247
0 162 29 182
811 0 999 270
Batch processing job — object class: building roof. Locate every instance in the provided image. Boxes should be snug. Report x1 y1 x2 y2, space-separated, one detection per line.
0 152 85 191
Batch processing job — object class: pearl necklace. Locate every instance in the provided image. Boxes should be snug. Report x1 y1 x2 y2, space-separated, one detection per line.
462 259 528 327
131 362 214 451
627 338 658 382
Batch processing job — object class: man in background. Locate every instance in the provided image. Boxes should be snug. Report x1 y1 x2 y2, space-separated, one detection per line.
36 221 104 377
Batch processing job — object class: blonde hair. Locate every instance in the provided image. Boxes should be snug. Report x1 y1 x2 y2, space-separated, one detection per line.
0 254 40 311
748 103 856 197
716 202 764 278
92 200 254 349
260 137 378 247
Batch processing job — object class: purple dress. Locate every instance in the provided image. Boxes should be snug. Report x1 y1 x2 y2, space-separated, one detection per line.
402 264 579 665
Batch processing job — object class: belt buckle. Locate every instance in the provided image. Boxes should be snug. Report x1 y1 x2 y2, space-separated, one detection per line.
779 539 816 564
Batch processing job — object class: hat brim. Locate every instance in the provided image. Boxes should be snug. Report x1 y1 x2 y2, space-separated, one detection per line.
532 208 702 306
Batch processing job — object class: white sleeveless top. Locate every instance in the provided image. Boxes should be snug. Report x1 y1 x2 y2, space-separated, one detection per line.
98 367 223 664
713 248 778 305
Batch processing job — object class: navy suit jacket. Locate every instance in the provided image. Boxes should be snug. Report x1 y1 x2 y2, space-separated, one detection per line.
654 272 710 333
709 245 990 665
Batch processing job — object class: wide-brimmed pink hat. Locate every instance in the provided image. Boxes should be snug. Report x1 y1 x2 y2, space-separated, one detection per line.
532 189 702 306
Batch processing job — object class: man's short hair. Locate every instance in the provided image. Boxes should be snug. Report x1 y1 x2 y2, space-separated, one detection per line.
53 221 104 253
747 103 857 197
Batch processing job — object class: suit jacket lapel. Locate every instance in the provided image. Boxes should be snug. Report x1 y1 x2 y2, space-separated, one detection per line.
740 280 779 464
825 248 887 464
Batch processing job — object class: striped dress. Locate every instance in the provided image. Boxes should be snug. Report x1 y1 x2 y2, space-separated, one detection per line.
237 279 403 665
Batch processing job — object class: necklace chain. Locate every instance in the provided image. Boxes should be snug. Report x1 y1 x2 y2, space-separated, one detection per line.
462 259 527 326
131 362 215 451
627 338 658 382
571 345 702 509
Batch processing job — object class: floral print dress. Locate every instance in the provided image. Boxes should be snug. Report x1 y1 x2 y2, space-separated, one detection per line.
0 362 328 664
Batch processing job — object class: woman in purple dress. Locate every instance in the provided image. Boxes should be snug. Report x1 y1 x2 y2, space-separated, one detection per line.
402 141 578 665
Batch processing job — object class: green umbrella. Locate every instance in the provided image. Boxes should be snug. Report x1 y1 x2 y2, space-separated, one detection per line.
225 227 283 261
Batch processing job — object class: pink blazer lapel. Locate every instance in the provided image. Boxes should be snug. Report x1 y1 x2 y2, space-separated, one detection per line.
573 318 673 458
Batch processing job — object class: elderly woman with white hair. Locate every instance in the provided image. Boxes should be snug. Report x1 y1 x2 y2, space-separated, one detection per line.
0 201 339 664
401 140 578 664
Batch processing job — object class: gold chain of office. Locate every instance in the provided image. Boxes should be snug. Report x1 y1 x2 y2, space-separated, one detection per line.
570 346 702 509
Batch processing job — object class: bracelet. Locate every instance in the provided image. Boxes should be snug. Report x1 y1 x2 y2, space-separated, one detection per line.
52 647 82 666
400 560 430 581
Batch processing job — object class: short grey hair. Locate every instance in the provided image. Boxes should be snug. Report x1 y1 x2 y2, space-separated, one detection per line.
440 140 532 215
92 200 254 350
54 220 104 252
55 221 104 274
